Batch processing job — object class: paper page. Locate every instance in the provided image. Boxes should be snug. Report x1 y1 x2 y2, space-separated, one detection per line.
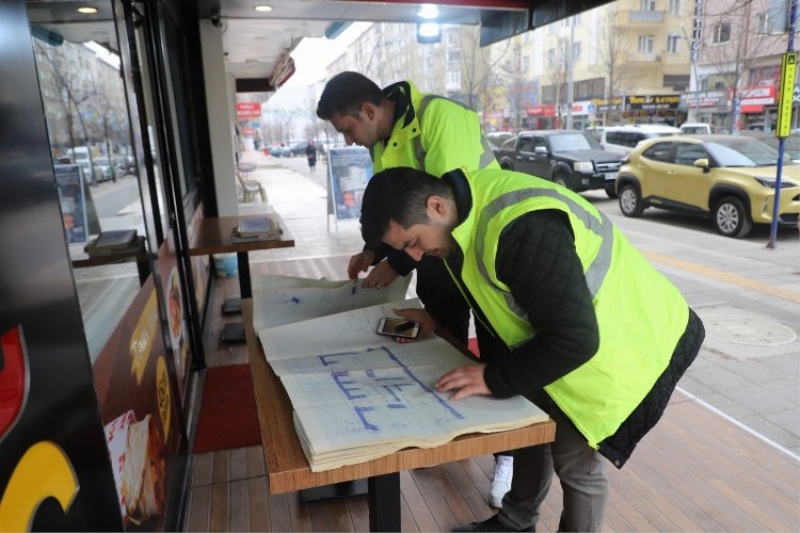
267 337 466 377
252 274 412 329
257 298 422 361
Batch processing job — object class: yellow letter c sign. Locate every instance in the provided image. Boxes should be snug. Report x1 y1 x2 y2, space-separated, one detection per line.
0 441 79 532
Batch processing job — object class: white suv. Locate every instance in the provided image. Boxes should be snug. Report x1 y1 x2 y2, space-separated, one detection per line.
600 124 679 154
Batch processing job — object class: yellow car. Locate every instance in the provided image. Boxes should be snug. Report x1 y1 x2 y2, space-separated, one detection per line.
616 135 800 238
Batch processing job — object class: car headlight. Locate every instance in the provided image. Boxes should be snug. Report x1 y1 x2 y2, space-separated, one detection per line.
754 176 799 188
574 161 594 172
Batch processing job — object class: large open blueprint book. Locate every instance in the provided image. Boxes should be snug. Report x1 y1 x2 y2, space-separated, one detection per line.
253 277 548 472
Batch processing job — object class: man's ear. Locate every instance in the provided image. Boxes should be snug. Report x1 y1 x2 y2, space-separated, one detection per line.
426 195 448 218
361 102 376 121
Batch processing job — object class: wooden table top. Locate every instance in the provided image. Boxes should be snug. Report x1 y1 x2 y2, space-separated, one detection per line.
189 213 295 256
242 299 556 495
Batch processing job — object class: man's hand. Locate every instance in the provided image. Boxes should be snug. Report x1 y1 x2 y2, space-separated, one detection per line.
390 307 436 343
435 364 491 401
347 250 377 279
362 260 399 289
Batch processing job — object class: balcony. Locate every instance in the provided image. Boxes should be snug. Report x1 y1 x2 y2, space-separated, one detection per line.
615 9 666 27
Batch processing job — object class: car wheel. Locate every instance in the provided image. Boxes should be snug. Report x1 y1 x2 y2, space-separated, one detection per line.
619 184 644 217
553 173 571 190
604 182 618 199
713 196 752 238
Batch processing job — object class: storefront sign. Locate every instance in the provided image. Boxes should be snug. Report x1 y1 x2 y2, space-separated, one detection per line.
738 85 777 113
626 94 681 111
526 104 555 117
594 97 624 112
236 102 261 119
680 89 730 109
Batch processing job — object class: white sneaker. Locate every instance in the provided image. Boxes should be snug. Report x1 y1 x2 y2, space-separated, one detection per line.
488 455 513 508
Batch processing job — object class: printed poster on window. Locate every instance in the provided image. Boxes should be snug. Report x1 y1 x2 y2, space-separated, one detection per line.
326 147 373 220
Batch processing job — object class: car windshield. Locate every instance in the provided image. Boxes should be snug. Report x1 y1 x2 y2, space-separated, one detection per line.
549 133 598 152
705 139 788 167
757 135 800 161
94 157 110 166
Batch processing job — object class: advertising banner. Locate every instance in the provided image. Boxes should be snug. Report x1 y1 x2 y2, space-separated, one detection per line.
54 164 89 244
91 269 186 532
327 147 373 221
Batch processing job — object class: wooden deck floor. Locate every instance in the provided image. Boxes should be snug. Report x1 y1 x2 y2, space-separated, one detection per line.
183 255 800 532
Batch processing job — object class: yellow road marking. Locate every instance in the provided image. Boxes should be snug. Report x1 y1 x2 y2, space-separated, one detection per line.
643 251 800 304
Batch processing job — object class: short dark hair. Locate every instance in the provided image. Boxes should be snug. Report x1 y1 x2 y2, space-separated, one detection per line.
360 167 453 248
316 71 384 120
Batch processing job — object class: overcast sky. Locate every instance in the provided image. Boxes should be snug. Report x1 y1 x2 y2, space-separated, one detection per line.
264 22 370 110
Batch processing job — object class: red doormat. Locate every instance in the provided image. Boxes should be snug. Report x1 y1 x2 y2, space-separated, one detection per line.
193 364 261 453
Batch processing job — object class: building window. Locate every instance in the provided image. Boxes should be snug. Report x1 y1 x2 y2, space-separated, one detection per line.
757 13 769 33
523 56 529 72
712 22 731 44
547 48 555 67
664 74 690 90
638 34 655 53
669 0 681 16
640 0 656 11
573 41 582 63
666 34 680 53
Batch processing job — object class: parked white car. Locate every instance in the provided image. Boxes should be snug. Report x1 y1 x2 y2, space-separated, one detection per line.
600 124 679 154
679 122 713 135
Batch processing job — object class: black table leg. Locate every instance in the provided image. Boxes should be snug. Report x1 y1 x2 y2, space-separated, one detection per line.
221 251 251 344
368 473 401 532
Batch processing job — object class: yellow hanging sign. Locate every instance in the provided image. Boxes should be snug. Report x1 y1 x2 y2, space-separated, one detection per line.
776 51 797 138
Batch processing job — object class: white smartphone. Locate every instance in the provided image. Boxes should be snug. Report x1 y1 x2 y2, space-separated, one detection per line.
377 318 420 339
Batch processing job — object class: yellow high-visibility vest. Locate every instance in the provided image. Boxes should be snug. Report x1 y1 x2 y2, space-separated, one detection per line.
452 167 689 448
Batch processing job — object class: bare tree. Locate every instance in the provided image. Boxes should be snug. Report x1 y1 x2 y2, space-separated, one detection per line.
544 37 571 129
594 9 634 126
498 40 530 130
700 0 787 131
33 40 95 153
455 25 511 110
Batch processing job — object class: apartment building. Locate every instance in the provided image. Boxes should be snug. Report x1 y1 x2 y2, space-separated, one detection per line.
687 0 796 132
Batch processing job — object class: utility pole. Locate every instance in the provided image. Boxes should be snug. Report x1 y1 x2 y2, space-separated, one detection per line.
566 15 575 130
767 0 798 249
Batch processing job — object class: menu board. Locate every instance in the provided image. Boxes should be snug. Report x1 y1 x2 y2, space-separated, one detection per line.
326 147 373 220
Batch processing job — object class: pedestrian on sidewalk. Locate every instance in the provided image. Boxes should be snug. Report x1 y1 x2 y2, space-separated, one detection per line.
316 71 515 506
305 140 317 173
359 166 705 533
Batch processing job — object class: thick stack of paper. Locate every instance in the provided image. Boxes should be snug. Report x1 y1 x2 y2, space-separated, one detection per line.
255 287 549 472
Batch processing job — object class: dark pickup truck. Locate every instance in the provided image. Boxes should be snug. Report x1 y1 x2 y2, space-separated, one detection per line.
494 130 625 198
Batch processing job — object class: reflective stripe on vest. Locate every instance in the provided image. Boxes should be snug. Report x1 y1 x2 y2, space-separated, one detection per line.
474 187 613 349
416 95 497 171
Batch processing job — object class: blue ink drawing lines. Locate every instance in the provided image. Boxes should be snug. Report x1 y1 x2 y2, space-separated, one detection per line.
257 299 549 472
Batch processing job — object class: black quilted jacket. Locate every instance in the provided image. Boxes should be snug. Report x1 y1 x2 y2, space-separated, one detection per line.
446 189 704 468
